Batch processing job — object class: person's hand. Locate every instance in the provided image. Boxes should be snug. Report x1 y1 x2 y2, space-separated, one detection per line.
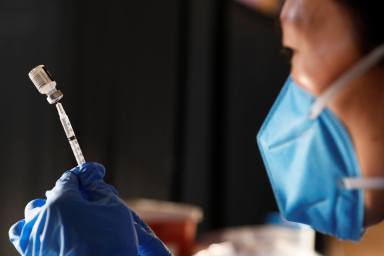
9 162 171 256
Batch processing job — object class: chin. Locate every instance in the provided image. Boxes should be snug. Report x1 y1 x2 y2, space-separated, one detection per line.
290 69 317 95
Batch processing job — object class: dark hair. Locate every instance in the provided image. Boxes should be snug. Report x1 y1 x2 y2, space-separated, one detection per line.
336 1 382 54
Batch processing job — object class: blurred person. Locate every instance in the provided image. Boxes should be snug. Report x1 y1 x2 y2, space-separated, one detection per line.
258 0 384 241
9 0 384 255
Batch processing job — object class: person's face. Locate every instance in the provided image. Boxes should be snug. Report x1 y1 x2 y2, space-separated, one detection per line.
280 0 384 227
280 0 362 95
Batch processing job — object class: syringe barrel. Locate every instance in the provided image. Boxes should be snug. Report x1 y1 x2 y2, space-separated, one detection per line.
56 103 86 165
69 138 86 165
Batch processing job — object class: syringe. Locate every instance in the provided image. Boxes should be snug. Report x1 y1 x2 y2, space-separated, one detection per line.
28 65 86 165
56 103 85 165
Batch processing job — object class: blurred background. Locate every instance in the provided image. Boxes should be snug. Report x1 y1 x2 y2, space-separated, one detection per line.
0 0 303 254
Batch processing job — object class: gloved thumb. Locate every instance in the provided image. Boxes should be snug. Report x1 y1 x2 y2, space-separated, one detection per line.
71 162 118 199
46 170 82 201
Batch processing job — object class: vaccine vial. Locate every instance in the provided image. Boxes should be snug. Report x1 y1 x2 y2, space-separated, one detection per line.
28 65 63 104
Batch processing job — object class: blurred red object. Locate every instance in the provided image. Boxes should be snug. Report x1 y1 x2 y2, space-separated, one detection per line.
125 199 203 256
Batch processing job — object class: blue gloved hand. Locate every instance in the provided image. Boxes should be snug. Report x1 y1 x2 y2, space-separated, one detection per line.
9 162 171 256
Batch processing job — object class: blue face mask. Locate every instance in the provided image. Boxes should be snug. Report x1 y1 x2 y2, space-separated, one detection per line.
257 45 384 241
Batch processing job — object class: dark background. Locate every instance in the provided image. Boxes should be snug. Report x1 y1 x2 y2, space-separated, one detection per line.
0 0 289 254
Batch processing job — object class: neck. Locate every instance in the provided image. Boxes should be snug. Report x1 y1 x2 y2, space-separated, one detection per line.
330 67 384 170
330 66 384 226
343 68 383 111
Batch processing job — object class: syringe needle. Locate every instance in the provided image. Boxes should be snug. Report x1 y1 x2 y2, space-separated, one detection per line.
56 103 86 165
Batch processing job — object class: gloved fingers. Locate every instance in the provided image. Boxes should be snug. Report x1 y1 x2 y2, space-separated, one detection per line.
71 162 106 180
8 219 26 254
24 199 46 222
46 170 82 201
71 162 118 198
9 220 24 242
9 199 47 254
135 222 171 256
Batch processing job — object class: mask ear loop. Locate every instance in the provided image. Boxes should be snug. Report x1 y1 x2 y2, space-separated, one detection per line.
340 178 384 190
310 44 384 120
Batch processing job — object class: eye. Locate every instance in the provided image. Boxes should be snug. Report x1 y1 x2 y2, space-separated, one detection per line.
281 46 294 61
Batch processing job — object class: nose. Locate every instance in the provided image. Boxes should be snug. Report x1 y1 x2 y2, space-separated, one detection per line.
280 0 290 24
280 0 301 26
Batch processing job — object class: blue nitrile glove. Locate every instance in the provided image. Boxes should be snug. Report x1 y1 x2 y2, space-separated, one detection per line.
9 162 171 256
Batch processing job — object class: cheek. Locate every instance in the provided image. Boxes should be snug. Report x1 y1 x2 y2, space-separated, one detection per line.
291 50 325 95
291 41 360 95
285 0 362 95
